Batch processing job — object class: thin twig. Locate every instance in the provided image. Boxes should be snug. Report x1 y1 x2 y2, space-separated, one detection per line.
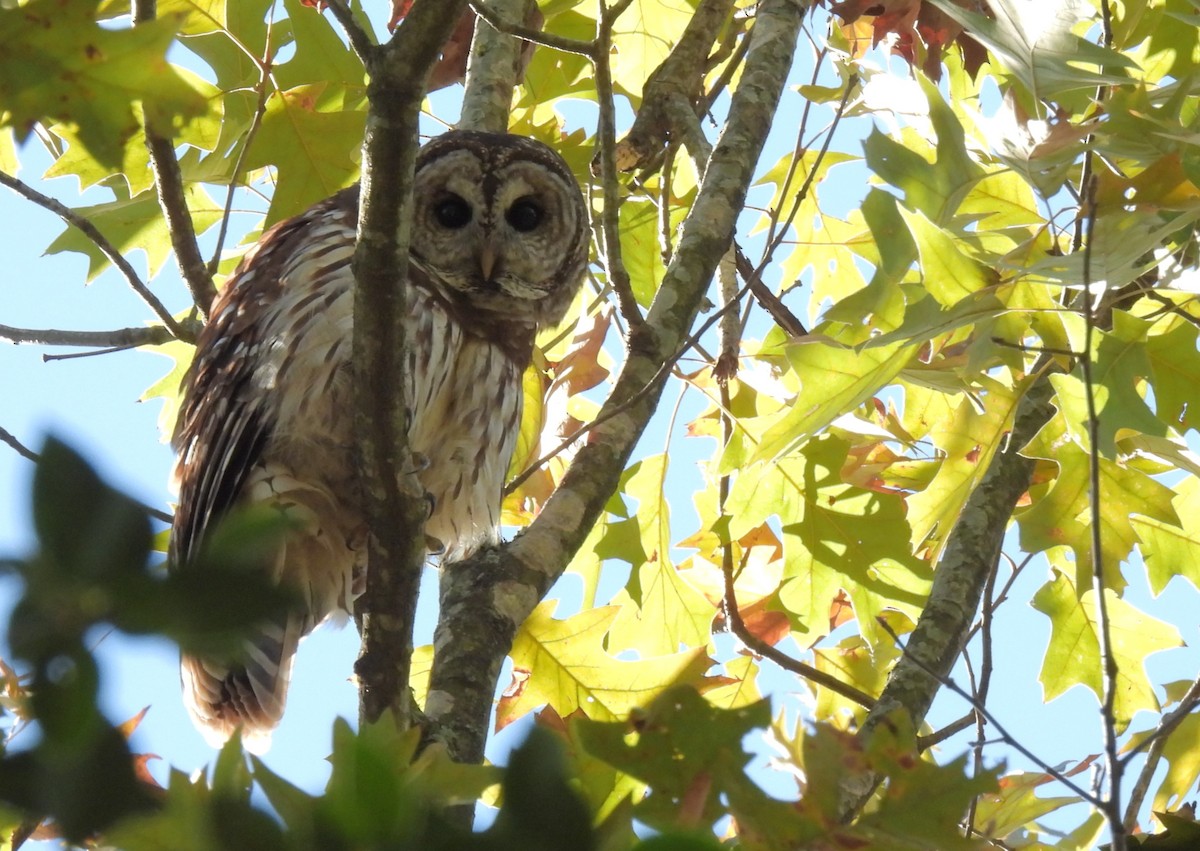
208 61 272 276
0 324 184 348
0 171 191 341
878 619 1103 807
0 427 39 463
966 549 1002 836
918 712 977 751
592 4 643 328
0 427 174 524
1080 172 1126 851
717 362 874 708
324 0 377 65
468 0 595 56
1122 675 1200 831
132 0 218 315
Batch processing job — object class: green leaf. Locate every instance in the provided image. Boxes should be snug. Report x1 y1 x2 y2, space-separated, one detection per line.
822 190 913 335
926 0 1136 98
730 435 932 647
251 755 319 840
1134 477 1200 596
897 206 999 307
0 0 206 168
1143 315 1200 434
44 66 224 195
752 338 916 463
1018 440 1178 591
970 769 1086 841
45 184 222 281
1032 569 1182 733
1048 311 1169 456
30 437 152 590
862 76 984 224
249 83 365 224
576 685 772 832
777 718 997 848
812 635 897 722
618 198 668 308
609 1 702 99
487 728 595 851
1152 713 1200 813
141 338 196 441
905 376 1023 559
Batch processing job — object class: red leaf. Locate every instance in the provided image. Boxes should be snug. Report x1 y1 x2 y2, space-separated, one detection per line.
496 667 532 731
133 753 164 789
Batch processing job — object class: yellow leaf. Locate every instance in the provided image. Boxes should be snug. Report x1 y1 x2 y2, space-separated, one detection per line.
499 602 711 729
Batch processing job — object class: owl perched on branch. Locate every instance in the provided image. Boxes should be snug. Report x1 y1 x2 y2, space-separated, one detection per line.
170 131 589 749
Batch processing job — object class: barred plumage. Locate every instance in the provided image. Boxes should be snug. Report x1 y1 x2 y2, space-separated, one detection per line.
171 131 589 749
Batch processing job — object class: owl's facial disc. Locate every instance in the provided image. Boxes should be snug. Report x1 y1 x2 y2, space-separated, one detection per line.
410 131 588 325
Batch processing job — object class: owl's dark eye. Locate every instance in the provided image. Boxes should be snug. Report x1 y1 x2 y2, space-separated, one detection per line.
434 195 472 229
506 197 543 232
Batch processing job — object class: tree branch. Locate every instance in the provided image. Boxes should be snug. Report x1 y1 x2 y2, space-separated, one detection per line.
324 0 377 66
0 426 174 525
836 361 1059 819
591 5 643 328
877 619 1102 807
468 0 594 57
0 323 187 349
426 0 805 766
131 0 218 316
208 61 271 276
0 426 39 464
612 0 736 173
458 0 534 132
1122 674 1200 831
0 171 192 342
352 0 469 733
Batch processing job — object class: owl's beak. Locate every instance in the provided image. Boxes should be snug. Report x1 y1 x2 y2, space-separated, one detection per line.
479 244 498 282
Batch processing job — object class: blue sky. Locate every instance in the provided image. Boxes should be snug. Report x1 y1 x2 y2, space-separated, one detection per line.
2 5 1199 846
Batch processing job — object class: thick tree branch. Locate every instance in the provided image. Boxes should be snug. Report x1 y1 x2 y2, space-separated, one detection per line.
612 0 736 173
458 0 535 132
0 171 191 342
132 0 219 316
352 0 469 733
426 0 804 766
836 361 1058 818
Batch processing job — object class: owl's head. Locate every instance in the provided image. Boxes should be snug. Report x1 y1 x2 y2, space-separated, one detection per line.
409 130 590 328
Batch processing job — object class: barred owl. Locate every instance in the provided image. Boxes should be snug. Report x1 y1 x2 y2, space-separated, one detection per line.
171 131 589 749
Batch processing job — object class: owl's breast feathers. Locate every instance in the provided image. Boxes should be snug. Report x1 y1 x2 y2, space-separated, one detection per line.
171 186 529 746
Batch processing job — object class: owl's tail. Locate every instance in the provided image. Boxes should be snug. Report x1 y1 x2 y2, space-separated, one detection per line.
178 471 360 751
180 614 303 754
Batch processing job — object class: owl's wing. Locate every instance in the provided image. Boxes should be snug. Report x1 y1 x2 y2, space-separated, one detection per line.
172 188 362 561
172 191 362 749
171 217 301 565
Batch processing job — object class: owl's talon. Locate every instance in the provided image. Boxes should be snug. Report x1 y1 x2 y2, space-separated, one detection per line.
423 491 436 519
425 534 445 554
